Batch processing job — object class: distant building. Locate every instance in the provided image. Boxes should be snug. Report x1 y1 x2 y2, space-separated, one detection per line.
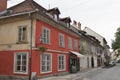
83 27 110 64
71 21 103 70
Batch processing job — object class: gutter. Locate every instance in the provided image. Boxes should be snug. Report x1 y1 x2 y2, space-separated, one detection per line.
28 11 34 80
0 9 38 19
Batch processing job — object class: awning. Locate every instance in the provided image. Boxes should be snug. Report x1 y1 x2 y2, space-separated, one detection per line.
70 51 84 57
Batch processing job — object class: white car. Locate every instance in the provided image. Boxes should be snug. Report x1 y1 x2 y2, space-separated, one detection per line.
109 61 116 67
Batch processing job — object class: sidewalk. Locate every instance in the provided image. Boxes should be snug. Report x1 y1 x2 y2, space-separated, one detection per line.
39 67 102 80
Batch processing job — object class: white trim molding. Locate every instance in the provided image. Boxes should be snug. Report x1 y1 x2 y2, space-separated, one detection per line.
32 48 68 54
47 49 68 54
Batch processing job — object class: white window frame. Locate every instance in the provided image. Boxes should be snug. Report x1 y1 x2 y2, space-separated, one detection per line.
18 26 27 42
68 37 72 49
66 22 70 27
58 54 66 71
59 33 65 48
14 52 28 74
40 53 52 74
42 27 50 44
54 14 58 21
74 40 78 50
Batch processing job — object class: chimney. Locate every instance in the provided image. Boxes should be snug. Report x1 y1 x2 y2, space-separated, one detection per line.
73 20 77 26
78 22 81 30
0 0 7 12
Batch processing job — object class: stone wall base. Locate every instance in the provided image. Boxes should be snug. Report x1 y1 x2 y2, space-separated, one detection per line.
0 72 69 80
0 75 28 80
38 71 69 79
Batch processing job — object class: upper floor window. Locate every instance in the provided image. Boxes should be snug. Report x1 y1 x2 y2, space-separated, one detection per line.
42 27 50 44
74 40 78 50
66 23 70 27
97 47 99 53
54 14 58 21
14 52 28 74
68 37 72 49
91 45 95 53
100 49 102 54
18 26 27 42
59 33 65 48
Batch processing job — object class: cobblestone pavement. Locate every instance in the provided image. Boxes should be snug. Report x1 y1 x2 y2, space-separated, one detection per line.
39 67 102 80
82 63 120 80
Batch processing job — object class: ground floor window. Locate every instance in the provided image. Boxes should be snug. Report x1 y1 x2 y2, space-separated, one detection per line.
58 54 66 71
41 53 52 73
14 52 28 74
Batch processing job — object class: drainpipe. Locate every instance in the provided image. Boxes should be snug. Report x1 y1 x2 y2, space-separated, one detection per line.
29 12 33 80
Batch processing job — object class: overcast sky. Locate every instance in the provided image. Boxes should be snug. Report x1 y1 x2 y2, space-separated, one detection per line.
8 0 120 49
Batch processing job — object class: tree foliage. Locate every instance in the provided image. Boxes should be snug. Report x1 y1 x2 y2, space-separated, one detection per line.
112 27 120 50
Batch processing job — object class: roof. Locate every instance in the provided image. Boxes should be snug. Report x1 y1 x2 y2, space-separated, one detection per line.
47 7 61 15
0 0 47 16
84 27 105 38
83 27 108 46
0 0 80 37
60 17 71 22
78 29 101 47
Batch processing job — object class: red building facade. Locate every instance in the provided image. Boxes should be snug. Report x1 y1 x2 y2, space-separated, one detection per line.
0 0 80 79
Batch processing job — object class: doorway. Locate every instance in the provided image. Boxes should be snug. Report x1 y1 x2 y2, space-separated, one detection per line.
69 53 80 73
87 57 89 68
91 57 94 68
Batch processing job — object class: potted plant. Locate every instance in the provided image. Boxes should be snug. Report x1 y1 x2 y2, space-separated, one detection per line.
39 46 47 53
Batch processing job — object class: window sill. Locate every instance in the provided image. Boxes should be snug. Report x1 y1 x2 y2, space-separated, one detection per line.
40 71 52 74
16 41 28 44
42 43 50 45
58 69 66 72
14 71 28 74
59 46 65 48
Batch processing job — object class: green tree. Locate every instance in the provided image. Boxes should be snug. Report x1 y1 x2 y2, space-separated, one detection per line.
112 27 120 50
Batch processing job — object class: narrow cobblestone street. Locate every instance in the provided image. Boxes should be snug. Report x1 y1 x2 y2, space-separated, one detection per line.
82 63 120 80
39 67 102 80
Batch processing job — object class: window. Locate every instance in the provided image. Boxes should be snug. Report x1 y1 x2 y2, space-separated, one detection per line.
100 49 102 54
18 26 27 42
68 37 72 49
58 54 66 71
74 40 78 50
41 53 52 73
66 23 70 27
14 52 28 74
59 33 65 47
91 45 95 53
42 27 50 44
54 14 58 21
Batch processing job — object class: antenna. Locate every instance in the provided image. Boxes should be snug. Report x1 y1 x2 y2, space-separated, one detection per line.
49 4 50 9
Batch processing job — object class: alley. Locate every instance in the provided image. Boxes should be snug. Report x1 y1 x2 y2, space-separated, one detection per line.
82 63 120 80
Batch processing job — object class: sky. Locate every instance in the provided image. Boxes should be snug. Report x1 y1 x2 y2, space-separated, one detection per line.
8 0 120 49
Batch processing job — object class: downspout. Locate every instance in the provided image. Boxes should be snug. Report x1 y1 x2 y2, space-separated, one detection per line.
29 12 33 80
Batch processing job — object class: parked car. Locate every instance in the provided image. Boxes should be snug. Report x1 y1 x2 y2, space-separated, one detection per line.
116 59 120 63
109 61 116 67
